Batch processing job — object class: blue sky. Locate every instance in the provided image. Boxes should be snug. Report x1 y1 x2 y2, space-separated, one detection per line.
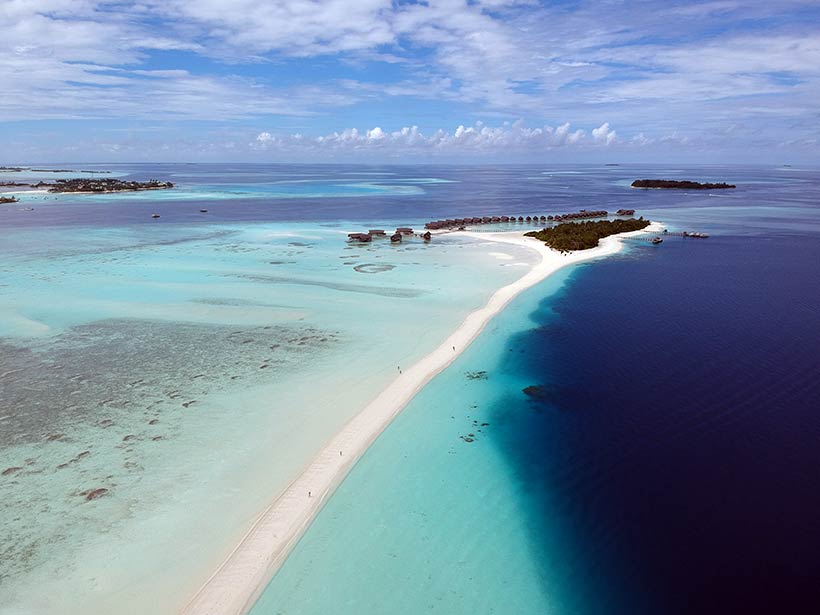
2 0 819 163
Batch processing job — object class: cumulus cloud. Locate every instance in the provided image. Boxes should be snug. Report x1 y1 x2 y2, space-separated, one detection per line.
251 121 623 155
592 122 617 145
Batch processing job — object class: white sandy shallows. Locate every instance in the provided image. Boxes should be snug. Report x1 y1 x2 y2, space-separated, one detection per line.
182 223 663 615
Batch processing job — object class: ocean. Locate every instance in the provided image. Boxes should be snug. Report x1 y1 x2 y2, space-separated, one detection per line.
2 164 819 614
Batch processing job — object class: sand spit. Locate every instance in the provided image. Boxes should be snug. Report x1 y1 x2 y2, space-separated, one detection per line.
182 223 663 615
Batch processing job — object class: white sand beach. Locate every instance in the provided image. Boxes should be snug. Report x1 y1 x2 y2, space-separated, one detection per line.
182 223 663 615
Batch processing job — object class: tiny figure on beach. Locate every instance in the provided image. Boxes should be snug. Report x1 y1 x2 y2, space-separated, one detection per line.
398 366 401 374
308 491 311 498
453 346 456 351
340 451 343 456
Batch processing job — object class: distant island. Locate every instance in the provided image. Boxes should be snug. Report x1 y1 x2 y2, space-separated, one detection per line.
525 218 650 252
46 178 174 193
631 179 736 189
0 195 19 204
0 166 110 174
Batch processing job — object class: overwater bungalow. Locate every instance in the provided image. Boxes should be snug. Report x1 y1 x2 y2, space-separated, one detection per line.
348 232 372 242
548 215 554 220
396 227 414 235
501 216 510 222
616 209 636 216
525 216 532 222
518 216 524 222
391 233 402 242
369 229 386 236
422 231 432 241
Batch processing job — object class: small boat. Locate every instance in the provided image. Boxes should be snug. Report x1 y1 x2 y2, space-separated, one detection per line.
151 213 160 218
200 209 208 213
650 237 663 244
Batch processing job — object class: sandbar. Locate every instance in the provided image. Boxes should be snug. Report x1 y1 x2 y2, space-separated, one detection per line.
182 222 664 615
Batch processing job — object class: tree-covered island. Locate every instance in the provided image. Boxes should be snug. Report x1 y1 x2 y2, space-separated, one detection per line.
631 179 735 189
0 195 19 204
46 178 174 193
525 218 650 252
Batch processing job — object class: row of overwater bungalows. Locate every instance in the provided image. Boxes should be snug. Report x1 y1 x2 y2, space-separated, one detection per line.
424 209 612 230
348 208 637 242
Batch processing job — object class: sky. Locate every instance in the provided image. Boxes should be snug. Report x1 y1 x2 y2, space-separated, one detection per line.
2 0 819 163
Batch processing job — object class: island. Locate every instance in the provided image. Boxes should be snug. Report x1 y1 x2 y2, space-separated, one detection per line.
631 179 736 189
0 195 19 204
46 178 174 193
525 218 650 252
0 166 110 174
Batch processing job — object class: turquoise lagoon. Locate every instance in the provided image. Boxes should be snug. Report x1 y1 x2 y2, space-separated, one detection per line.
0 218 536 614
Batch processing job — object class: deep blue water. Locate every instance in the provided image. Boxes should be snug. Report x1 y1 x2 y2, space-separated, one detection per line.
496 232 820 612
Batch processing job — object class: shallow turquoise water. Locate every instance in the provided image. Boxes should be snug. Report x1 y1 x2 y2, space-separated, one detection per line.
249 266 584 615
9 179 428 204
0 220 535 613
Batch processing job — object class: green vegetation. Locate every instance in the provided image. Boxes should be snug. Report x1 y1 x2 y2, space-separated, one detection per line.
631 179 735 189
48 178 173 193
525 218 650 252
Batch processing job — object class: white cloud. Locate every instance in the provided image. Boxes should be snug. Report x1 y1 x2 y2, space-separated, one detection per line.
592 122 617 145
250 121 616 154
2 0 819 156
366 126 386 140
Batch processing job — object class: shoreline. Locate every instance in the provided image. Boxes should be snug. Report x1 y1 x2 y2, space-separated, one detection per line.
182 222 663 615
